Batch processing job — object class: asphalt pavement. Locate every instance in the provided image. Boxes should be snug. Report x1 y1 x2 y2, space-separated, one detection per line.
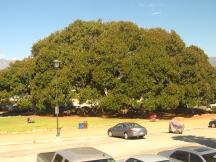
0 128 215 162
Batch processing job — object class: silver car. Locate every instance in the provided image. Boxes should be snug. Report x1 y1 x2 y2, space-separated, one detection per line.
125 154 169 162
107 122 147 139
159 146 216 162
37 147 116 162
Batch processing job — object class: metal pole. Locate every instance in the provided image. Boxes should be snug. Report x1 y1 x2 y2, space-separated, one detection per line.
54 60 61 137
56 70 59 137
56 113 59 136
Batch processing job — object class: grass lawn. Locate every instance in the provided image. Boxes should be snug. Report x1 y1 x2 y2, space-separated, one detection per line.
0 115 145 133
0 114 215 134
0 114 215 144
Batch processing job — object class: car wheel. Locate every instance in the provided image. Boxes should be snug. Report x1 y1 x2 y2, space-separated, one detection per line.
141 135 145 139
175 130 180 134
108 131 113 137
124 133 128 139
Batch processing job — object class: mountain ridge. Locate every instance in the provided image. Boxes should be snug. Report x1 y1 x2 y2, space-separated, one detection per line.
208 57 216 67
0 59 12 69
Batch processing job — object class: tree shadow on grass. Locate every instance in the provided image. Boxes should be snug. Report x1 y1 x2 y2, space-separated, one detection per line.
0 111 34 117
172 135 216 149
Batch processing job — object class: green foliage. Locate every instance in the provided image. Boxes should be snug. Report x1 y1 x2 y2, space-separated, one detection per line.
17 97 33 111
1 20 216 114
77 86 100 104
99 93 132 111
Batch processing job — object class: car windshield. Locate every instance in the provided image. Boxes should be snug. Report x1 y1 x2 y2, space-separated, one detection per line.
202 152 216 162
125 123 141 128
85 158 116 162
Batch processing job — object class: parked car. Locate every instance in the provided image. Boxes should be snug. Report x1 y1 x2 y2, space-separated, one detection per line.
169 118 184 134
124 154 169 162
107 122 147 139
208 119 216 128
37 147 116 162
159 146 216 162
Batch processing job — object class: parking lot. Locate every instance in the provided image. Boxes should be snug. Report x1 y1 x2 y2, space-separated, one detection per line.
0 127 215 162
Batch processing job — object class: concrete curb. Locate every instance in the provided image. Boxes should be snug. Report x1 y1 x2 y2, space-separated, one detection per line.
0 126 209 146
0 135 107 146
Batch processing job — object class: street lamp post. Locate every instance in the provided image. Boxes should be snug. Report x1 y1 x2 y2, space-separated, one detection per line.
53 60 61 137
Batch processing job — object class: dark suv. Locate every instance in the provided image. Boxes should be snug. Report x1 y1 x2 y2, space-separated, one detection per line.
208 119 216 128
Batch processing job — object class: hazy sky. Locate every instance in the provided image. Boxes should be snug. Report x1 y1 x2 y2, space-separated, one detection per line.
0 0 215 60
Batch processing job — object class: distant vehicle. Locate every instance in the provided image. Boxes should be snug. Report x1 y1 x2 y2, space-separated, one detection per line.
37 147 116 162
124 154 169 162
107 122 147 139
159 146 216 162
208 119 216 128
169 118 184 134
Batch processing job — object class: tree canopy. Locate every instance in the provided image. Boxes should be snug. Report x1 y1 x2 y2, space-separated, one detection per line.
1 20 216 115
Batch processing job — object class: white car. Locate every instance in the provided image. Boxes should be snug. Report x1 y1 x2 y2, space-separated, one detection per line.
125 154 169 162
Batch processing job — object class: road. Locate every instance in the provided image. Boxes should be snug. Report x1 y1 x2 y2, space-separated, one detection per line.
0 128 215 162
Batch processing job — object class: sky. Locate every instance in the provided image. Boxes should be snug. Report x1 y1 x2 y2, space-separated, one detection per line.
0 0 216 60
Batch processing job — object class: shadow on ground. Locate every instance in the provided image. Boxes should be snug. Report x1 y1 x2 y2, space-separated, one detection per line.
172 135 216 149
0 111 34 117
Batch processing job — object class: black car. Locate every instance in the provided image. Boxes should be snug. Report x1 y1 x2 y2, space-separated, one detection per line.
208 119 216 128
107 122 147 139
159 146 216 162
